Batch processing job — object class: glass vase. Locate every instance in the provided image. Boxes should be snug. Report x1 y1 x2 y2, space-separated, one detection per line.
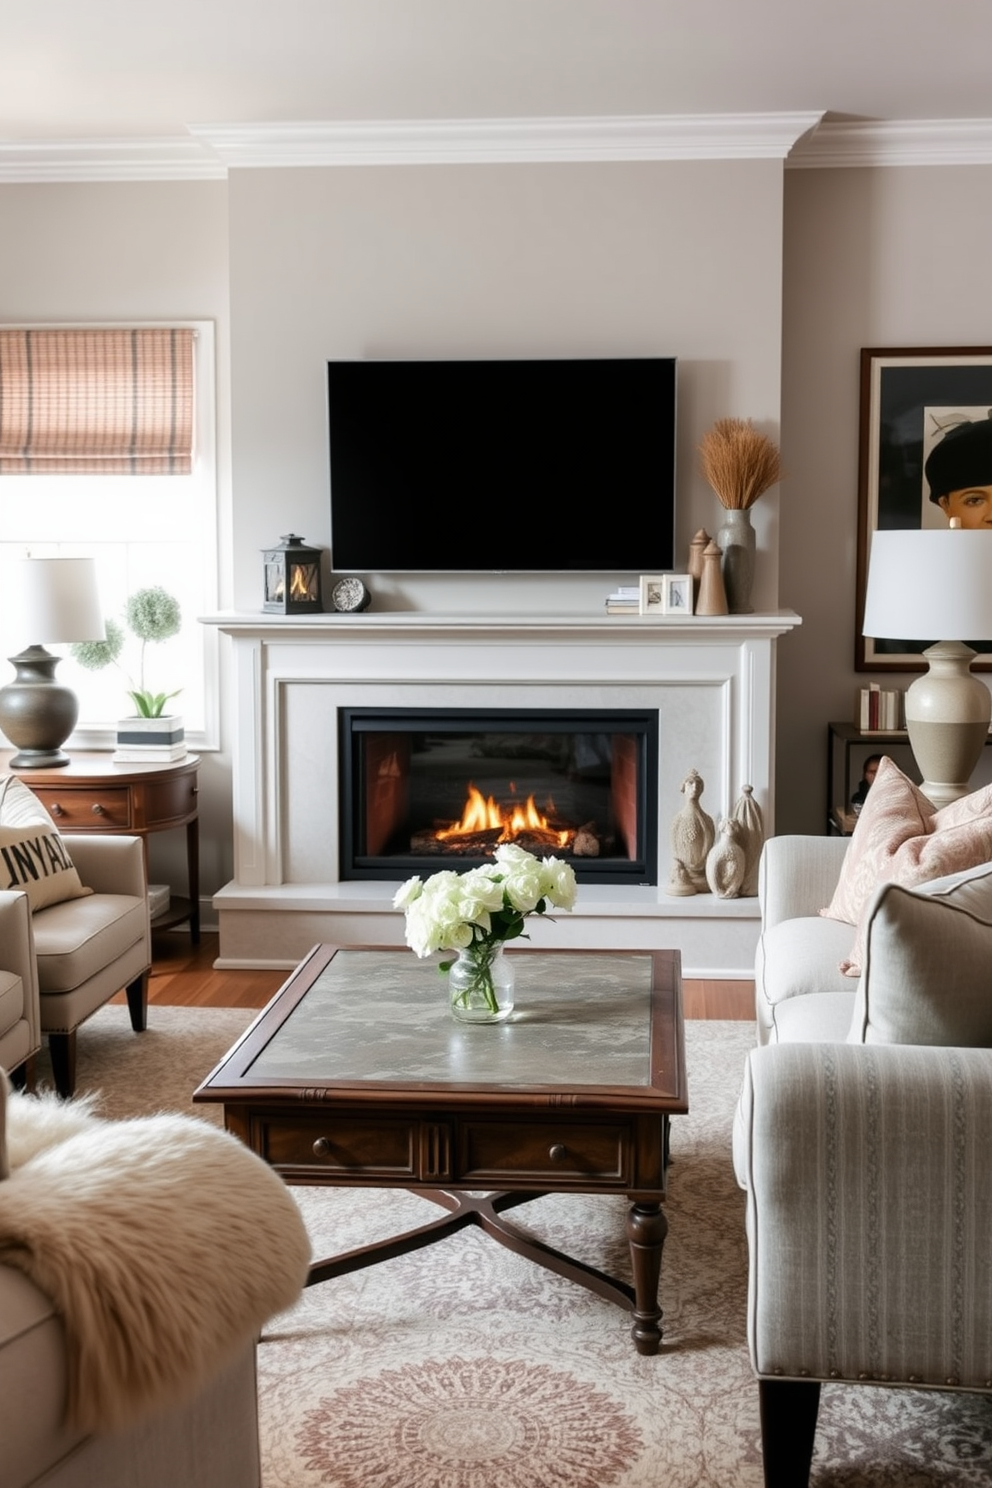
448 943 515 1024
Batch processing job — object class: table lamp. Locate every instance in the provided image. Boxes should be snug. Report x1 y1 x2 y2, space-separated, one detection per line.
862 527 992 807
0 556 105 768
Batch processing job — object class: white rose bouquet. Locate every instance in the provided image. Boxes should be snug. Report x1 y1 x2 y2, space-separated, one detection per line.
394 844 578 1015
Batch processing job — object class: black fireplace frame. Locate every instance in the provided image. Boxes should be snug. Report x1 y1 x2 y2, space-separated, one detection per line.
338 706 659 886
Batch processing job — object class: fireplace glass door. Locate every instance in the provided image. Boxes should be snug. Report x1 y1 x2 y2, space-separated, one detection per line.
339 708 658 885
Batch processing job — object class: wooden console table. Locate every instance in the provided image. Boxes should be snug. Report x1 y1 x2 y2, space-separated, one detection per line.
2 752 200 943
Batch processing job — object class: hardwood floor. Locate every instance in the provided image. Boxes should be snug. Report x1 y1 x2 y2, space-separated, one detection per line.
132 931 756 1019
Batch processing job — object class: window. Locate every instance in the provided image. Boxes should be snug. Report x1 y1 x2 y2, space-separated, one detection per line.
0 322 218 747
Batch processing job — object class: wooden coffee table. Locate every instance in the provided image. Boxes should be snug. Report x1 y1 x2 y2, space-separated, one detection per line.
194 945 687 1354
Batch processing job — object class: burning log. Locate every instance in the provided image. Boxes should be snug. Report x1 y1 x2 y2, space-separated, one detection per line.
410 827 502 855
572 822 601 857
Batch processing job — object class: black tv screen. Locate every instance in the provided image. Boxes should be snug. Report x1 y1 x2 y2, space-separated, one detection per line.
327 357 677 573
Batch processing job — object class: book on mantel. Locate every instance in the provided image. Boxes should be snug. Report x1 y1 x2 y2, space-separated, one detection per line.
606 586 640 614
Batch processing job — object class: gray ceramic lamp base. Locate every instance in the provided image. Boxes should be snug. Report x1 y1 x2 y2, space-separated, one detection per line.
0 645 78 768
905 640 992 809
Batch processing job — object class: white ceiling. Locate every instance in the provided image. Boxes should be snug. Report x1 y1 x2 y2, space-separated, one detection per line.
2 0 991 174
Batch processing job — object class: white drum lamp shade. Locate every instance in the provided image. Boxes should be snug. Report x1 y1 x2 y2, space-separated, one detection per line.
863 529 992 807
0 557 105 769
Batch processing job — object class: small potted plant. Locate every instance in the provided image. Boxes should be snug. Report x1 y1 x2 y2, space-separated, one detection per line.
72 586 186 759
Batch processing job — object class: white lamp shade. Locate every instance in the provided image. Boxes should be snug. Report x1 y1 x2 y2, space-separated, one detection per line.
11 557 105 646
863 529 992 641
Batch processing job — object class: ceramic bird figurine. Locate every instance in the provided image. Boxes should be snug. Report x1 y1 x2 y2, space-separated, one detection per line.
671 768 715 890
705 817 746 899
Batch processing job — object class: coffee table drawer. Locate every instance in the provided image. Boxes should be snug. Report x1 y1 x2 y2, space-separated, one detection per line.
257 1114 418 1178
459 1120 630 1184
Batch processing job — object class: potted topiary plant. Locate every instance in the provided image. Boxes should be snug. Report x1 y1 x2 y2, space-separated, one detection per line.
71 586 186 759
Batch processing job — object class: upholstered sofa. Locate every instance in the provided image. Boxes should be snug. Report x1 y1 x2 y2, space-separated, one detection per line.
0 1068 313 1488
735 810 992 1485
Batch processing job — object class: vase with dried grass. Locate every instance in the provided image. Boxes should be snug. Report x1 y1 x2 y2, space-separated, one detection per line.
698 418 781 614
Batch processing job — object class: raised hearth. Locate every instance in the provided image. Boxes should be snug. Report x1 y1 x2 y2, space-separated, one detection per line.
203 610 800 975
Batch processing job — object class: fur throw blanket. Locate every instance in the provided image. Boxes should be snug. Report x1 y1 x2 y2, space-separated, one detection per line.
0 1078 311 1433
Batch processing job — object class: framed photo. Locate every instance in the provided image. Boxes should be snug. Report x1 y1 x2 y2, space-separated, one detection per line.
662 573 693 616
857 346 992 670
639 574 665 615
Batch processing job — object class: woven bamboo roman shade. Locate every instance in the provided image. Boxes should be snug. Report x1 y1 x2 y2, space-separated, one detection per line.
0 327 194 474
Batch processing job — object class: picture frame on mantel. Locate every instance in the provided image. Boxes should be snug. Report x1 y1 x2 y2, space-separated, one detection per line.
856 345 992 671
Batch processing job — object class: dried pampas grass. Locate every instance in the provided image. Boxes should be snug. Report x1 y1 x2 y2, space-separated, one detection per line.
698 418 781 510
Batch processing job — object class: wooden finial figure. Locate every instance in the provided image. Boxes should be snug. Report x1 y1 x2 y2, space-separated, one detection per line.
687 529 711 607
671 768 715 890
696 540 729 616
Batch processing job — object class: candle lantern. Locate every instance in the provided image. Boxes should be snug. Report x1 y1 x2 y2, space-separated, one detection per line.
262 534 324 615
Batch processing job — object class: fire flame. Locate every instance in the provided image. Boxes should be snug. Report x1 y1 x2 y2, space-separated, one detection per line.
289 563 317 600
437 783 570 848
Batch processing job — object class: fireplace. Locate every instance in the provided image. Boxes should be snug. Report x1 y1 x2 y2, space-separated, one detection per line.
203 608 801 974
339 708 658 885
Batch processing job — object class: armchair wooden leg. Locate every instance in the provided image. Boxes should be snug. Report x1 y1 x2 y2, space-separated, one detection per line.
9 1055 36 1092
125 971 149 1032
758 1378 821 1488
13 1054 36 1093
48 1031 77 1100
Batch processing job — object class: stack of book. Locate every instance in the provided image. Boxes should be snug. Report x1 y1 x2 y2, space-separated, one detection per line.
606 586 640 614
855 684 903 731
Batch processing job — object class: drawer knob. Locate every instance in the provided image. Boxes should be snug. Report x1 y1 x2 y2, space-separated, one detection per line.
51 803 64 816
313 1137 333 1157
549 1143 568 1162
91 803 105 815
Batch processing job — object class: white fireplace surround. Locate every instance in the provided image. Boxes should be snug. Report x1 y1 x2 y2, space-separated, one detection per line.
203 610 800 975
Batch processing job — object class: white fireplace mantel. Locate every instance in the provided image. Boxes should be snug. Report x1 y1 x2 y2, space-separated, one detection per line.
202 609 801 975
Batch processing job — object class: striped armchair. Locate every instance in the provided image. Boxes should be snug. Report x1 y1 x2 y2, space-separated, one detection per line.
735 1041 992 1486
737 834 992 1485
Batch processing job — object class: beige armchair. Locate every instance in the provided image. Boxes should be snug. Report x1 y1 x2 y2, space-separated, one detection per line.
33 834 152 1097
0 892 41 1086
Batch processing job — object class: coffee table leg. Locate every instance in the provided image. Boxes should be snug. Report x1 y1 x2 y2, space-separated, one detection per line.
626 1201 667 1355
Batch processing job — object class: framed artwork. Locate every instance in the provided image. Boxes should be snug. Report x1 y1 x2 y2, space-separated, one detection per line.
856 346 992 670
639 575 665 615
662 573 693 615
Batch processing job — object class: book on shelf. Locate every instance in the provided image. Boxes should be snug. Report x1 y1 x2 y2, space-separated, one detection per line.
855 685 903 732
605 587 639 613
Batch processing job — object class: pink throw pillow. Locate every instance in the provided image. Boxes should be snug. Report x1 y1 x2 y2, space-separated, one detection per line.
821 756 935 927
823 759 992 976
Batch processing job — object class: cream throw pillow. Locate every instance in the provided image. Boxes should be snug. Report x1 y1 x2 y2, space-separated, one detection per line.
0 778 92 913
848 862 992 1045
822 758 992 975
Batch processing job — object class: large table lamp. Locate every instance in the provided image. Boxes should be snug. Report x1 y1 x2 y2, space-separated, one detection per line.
0 556 105 768
862 527 992 808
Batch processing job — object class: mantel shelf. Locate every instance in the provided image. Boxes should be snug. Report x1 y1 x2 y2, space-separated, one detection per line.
201 609 802 641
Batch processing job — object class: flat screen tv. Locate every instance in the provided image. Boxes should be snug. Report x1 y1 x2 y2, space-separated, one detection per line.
327 357 677 573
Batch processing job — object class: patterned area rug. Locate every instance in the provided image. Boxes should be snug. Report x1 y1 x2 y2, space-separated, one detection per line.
49 1007 992 1487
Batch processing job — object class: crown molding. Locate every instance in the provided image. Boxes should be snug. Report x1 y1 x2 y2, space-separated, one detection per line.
0 137 226 183
788 117 992 168
188 112 824 168
4 113 991 181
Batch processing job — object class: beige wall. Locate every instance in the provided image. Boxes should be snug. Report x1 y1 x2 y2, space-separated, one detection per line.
8 157 991 891
779 164 992 834
227 159 785 615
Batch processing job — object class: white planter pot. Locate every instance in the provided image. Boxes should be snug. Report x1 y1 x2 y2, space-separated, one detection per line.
114 714 186 761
